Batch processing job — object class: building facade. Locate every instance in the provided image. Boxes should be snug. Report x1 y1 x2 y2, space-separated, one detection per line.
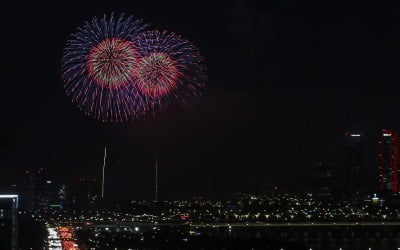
378 129 399 193
0 195 18 250
344 132 364 190
314 162 333 199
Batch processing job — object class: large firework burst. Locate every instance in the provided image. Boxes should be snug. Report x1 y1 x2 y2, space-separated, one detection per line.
133 30 206 107
61 13 148 122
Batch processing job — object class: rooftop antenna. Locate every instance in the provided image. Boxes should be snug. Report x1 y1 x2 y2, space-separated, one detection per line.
101 146 107 198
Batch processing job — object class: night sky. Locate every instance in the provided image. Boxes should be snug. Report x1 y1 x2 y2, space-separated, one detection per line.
1 1 400 199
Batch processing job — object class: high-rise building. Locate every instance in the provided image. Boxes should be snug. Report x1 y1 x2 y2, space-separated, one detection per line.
378 129 399 193
345 132 364 190
57 184 68 209
25 168 44 210
71 178 99 208
0 195 18 250
314 162 333 199
24 168 56 210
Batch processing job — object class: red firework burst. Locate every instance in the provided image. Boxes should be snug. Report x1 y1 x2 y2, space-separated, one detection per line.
132 30 206 105
134 52 180 98
87 38 138 88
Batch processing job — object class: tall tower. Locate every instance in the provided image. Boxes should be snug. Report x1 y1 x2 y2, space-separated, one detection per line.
378 129 399 193
344 132 364 190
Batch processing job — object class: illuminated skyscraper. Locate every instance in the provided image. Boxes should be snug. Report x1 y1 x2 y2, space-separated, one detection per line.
378 129 399 193
344 132 364 190
0 195 18 250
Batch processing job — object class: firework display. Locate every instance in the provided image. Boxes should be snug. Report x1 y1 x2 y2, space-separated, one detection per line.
61 13 206 122
61 13 148 122
133 30 206 106
87 38 137 88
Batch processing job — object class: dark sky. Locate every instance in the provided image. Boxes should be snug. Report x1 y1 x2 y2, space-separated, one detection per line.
1 1 400 199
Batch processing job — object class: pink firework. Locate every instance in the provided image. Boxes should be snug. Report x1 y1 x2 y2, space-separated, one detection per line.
135 52 180 98
87 38 138 88
133 30 206 105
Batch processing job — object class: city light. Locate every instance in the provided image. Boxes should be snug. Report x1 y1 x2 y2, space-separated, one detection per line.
0 194 19 209
0 195 18 198
45 225 79 250
47 226 62 250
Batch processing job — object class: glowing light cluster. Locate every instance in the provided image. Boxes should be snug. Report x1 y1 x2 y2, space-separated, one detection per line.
47 226 62 249
47 225 79 250
61 13 206 122
58 226 78 250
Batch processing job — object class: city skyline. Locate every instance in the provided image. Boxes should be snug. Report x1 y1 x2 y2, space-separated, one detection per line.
2 128 400 199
